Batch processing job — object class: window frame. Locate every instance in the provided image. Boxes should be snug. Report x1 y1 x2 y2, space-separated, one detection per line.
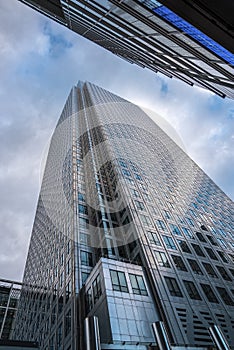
129 274 148 296
110 270 129 293
164 277 183 297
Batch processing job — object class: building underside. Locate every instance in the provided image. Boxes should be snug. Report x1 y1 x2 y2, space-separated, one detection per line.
18 0 234 98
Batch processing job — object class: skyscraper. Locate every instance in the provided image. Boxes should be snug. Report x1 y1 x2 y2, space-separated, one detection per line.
14 82 234 350
18 0 234 99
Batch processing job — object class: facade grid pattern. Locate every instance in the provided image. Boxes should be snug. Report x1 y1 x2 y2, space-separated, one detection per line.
13 82 234 349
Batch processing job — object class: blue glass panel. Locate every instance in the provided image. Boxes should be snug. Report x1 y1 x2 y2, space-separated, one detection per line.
149 5 234 65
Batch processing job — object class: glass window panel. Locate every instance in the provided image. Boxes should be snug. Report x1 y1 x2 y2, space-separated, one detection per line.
202 263 218 278
110 270 129 293
129 274 148 296
155 251 170 268
200 284 219 303
183 280 202 300
164 277 183 297
187 259 203 275
216 287 234 306
163 235 177 250
177 240 191 253
171 255 187 271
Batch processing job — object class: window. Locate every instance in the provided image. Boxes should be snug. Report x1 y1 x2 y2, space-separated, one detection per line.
163 210 171 219
229 269 234 277
216 266 232 281
78 204 88 215
93 274 102 302
192 244 205 257
0 289 9 307
149 206 158 216
171 255 187 271
123 216 130 225
80 232 90 246
126 177 135 185
147 231 161 246
66 259 71 275
217 238 227 248
67 240 71 254
187 259 203 275
155 251 170 268
129 274 148 295
139 183 147 191
110 270 128 292
135 200 145 211
217 251 229 263
156 219 167 231
65 310 71 337
205 247 218 260
183 280 202 300
128 235 137 253
218 228 227 236
177 240 191 253
131 165 138 172
79 217 89 228
140 214 152 227
78 192 85 202
81 251 93 267
130 188 140 197
163 236 177 250
216 287 234 306
182 227 193 238
164 277 183 297
122 169 131 177
189 209 197 217
59 271 64 288
186 217 194 226
177 215 185 224
202 263 218 278
206 235 218 246
57 323 63 349
170 224 182 236
50 334 55 350
134 173 142 181
119 160 128 168
196 232 206 242
81 272 90 284
143 192 151 202
200 284 219 303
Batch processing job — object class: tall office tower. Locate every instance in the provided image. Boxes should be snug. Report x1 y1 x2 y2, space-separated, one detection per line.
18 0 234 99
14 82 234 350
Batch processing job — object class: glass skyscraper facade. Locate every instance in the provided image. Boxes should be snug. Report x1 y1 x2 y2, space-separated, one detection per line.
14 82 234 350
19 0 234 99
0 279 22 340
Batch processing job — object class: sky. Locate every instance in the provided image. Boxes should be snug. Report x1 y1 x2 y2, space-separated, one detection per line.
0 0 233 281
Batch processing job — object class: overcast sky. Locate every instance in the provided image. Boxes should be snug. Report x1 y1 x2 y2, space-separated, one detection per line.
0 0 234 281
